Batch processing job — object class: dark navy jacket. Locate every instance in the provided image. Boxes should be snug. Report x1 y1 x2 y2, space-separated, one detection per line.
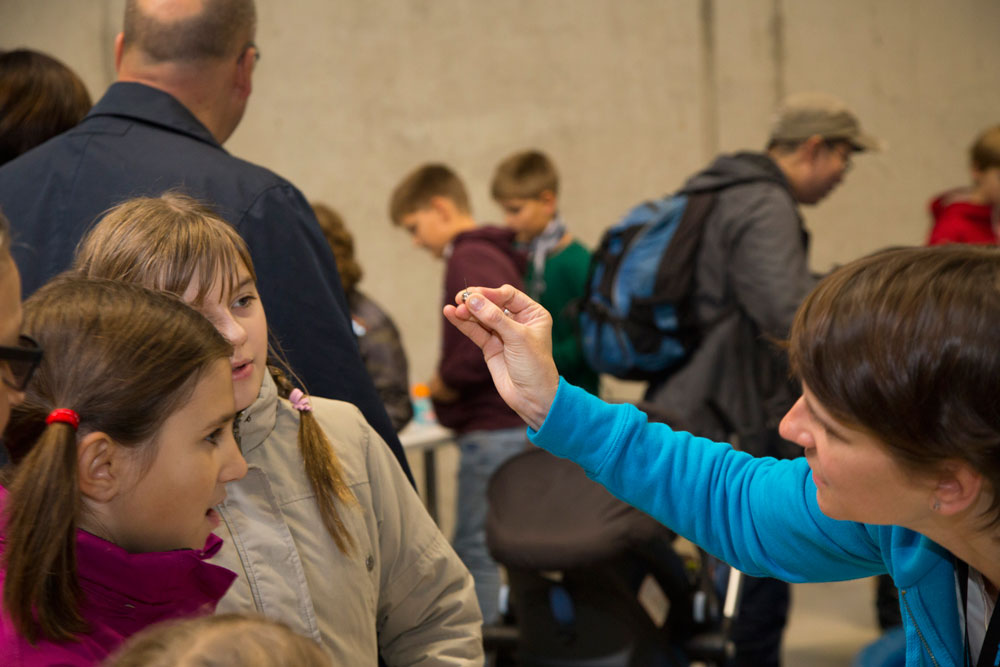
0 82 413 484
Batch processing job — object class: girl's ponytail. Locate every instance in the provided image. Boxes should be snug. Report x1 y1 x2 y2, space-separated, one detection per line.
269 366 356 554
2 419 84 643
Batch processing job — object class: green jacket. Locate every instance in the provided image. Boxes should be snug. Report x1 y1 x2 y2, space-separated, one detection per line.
526 239 600 395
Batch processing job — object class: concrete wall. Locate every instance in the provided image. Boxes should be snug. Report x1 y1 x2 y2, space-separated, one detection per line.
2 0 998 389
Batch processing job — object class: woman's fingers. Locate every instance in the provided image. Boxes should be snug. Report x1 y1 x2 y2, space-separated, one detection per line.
443 304 495 351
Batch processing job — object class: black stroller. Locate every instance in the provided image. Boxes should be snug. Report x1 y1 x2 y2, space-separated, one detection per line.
486 447 741 667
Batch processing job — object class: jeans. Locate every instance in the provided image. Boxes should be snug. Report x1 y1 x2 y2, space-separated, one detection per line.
731 575 789 667
452 426 527 624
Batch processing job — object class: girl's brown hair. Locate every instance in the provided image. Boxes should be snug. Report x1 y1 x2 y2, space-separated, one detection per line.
2 277 231 643
310 202 362 294
74 192 357 554
788 245 1000 526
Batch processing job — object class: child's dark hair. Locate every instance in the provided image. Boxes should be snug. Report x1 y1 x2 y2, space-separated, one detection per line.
73 192 357 554
2 277 232 643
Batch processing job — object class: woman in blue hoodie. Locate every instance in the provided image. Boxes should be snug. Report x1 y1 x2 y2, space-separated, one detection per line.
445 244 1000 667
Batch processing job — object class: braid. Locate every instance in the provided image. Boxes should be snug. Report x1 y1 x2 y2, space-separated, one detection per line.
268 365 356 554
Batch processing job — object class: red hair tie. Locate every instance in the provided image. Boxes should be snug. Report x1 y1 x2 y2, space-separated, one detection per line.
46 409 80 431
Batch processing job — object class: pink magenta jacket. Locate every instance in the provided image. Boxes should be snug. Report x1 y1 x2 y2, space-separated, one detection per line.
0 488 236 666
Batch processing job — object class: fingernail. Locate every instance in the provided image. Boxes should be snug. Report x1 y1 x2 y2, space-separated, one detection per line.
468 294 484 311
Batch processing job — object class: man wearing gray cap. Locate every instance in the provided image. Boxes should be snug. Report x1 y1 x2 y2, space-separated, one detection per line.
644 92 881 667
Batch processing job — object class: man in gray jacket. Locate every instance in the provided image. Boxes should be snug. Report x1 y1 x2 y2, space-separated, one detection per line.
645 92 881 667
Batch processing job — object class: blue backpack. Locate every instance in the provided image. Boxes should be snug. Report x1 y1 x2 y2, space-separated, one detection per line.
579 190 718 380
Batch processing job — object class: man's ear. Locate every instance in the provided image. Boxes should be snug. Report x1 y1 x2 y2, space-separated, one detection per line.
933 460 983 516
114 32 126 72
78 432 125 504
800 134 825 162
234 45 255 100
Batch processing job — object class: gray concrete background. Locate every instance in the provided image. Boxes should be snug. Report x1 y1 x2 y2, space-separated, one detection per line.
2 0 998 387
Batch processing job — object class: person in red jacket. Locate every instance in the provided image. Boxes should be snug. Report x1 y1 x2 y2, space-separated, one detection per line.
928 124 1000 245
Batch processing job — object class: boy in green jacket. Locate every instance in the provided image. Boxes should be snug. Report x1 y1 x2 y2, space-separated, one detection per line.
491 149 599 395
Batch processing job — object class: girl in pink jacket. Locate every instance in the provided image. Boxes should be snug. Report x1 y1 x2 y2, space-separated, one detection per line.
0 277 247 665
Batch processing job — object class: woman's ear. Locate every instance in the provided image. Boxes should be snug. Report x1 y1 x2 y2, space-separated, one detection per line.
933 460 984 516
77 432 123 504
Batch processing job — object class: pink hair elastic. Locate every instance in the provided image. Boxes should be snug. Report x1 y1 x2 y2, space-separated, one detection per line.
288 389 313 412
46 408 80 430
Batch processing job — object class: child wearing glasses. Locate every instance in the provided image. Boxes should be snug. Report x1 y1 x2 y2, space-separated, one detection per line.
0 211 33 449
0 277 247 664
74 192 482 665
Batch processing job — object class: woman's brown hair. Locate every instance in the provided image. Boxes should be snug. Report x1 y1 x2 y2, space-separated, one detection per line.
788 245 1000 526
74 192 357 553
0 49 92 166
2 277 231 643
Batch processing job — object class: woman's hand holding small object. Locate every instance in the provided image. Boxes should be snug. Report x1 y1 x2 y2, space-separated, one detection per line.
446 284 559 430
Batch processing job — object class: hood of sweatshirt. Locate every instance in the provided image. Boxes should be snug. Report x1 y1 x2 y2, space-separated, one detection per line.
451 225 528 275
682 151 792 195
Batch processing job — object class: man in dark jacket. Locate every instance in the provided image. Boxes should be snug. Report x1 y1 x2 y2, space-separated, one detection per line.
0 0 412 483
645 92 882 667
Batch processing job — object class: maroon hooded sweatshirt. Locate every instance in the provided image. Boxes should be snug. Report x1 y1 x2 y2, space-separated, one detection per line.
434 226 527 434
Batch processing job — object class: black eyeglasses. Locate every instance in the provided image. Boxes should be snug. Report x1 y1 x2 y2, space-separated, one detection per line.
0 335 43 391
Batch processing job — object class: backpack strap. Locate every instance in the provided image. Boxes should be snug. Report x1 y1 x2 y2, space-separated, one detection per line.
652 191 718 302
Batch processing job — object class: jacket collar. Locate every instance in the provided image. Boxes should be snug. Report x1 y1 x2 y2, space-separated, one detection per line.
236 371 279 456
77 530 235 614
85 81 225 152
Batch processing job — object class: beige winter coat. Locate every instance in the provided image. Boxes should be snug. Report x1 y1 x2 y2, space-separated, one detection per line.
212 373 483 664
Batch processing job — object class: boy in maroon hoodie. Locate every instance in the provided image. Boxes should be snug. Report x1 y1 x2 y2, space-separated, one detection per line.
390 163 527 625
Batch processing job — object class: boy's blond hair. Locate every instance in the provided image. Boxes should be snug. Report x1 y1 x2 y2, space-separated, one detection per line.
490 149 559 201
971 124 1000 171
389 163 470 225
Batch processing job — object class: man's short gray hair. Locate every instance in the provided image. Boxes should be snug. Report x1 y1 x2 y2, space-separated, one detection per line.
122 0 257 63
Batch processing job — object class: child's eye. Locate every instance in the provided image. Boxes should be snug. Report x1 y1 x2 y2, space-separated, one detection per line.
233 294 255 309
205 427 224 445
